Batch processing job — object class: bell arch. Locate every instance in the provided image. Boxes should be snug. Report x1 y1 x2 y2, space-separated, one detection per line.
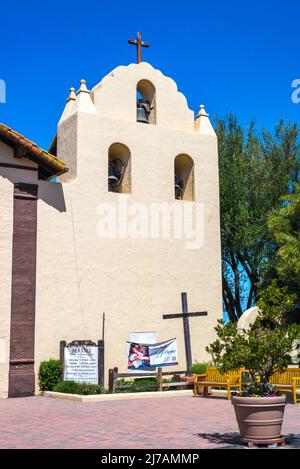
136 79 156 125
174 154 195 201
108 143 131 193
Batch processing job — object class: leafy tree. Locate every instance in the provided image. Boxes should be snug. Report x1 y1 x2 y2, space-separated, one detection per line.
206 286 300 383
260 186 300 322
217 114 299 322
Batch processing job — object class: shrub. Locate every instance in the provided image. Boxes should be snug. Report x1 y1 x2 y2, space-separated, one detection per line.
189 362 207 374
115 377 158 393
53 380 104 395
206 288 300 396
39 359 62 391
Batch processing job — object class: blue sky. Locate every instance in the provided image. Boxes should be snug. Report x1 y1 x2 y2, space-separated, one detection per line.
1 0 299 149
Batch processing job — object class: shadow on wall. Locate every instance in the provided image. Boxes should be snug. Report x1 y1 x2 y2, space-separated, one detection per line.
0 168 66 213
38 181 66 213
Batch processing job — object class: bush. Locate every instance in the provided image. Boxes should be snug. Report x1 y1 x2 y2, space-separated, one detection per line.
39 359 62 391
115 377 158 393
206 289 300 385
189 362 207 374
53 380 104 395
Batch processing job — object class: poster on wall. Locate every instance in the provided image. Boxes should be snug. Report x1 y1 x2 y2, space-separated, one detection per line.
127 338 178 370
63 340 98 384
128 332 156 373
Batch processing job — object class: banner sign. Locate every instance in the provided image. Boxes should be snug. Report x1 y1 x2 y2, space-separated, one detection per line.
127 338 178 370
63 340 98 384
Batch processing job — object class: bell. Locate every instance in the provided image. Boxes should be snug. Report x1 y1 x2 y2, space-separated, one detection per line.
108 162 120 186
175 175 184 199
137 100 150 124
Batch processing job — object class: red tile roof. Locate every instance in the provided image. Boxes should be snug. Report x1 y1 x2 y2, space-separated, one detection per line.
0 123 68 180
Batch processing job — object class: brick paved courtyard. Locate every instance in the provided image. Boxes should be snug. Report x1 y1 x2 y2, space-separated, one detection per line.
0 395 299 449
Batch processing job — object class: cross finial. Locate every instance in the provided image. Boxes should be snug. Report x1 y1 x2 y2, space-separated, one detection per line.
128 32 151 64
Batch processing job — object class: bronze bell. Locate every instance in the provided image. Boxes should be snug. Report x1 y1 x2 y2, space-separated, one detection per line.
108 162 120 186
137 99 150 123
175 175 184 199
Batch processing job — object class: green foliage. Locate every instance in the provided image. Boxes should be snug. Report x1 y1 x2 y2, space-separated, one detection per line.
53 380 104 395
217 114 300 321
189 362 207 374
38 359 62 391
260 186 300 322
206 296 300 383
236 382 280 398
115 377 158 393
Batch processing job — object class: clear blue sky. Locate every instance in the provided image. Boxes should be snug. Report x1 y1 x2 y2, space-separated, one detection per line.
1 0 299 149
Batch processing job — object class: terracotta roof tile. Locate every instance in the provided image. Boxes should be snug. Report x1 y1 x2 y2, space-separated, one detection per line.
0 123 68 179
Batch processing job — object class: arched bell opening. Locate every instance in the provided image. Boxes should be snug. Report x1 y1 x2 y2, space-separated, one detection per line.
136 79 156 125
174 154 195 201
108 143 131 193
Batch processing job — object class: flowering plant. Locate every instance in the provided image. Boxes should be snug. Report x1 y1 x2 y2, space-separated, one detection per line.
233 378 281 398
206 286 300 394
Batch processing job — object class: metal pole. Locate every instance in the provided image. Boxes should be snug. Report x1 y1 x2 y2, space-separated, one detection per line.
59 340 66 380
98 340 105 388
102 312 105 341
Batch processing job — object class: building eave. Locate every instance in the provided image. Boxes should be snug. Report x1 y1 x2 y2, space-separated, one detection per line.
0 123 68 180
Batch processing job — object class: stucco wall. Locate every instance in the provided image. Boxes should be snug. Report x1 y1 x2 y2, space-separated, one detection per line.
0 142 38 397
91 62 195 132
35 65 222 387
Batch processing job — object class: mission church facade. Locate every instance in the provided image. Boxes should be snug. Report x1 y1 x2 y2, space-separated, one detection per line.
0 55 222 398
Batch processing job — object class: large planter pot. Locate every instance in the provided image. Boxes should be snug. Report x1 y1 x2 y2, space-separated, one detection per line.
231 395 286 443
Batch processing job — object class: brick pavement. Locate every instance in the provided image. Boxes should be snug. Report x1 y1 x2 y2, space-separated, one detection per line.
0 395 299 449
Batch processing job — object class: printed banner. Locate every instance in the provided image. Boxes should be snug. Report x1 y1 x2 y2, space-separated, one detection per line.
127 338 178 370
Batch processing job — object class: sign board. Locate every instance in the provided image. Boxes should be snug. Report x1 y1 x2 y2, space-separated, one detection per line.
127 338 178 370
63 340 98 384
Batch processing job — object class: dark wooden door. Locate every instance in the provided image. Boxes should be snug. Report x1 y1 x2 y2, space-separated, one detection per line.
8 183 38 398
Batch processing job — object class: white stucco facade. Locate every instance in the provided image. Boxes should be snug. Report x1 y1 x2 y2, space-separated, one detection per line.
0 62 222 396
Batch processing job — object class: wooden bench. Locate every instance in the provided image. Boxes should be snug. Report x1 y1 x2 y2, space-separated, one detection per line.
270 368 300 404
193 367 242 400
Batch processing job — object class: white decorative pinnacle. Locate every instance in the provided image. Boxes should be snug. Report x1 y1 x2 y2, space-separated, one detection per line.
75 79 97 115
194 103 215 136
66 87 76 102
77 79 90 94
197 104 209 118
58 86 77 124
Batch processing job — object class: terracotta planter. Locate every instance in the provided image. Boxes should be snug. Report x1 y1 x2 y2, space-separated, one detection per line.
231 395 286 443
182 376 195 383
181 376 194 391
195 376 208 395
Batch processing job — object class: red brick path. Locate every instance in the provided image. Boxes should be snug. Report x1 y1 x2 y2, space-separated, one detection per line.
0 396 299 448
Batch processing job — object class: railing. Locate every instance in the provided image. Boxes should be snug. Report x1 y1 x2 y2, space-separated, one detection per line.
108 367 192 394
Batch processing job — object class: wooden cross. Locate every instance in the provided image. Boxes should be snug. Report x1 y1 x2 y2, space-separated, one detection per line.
128 32 151 64
163 292 208 371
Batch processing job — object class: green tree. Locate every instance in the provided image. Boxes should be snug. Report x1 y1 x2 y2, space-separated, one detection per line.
217 114 299 322
206 287 300 383
261 186 300 322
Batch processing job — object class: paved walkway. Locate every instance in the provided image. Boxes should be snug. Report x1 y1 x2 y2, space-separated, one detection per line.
0 395 299 449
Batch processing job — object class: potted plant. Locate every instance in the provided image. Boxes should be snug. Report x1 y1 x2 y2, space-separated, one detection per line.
185 362 208 394
206 285 300 445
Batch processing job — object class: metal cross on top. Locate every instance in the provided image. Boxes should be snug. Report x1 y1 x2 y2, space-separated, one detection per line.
163 292 208 371
128 32 151 64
